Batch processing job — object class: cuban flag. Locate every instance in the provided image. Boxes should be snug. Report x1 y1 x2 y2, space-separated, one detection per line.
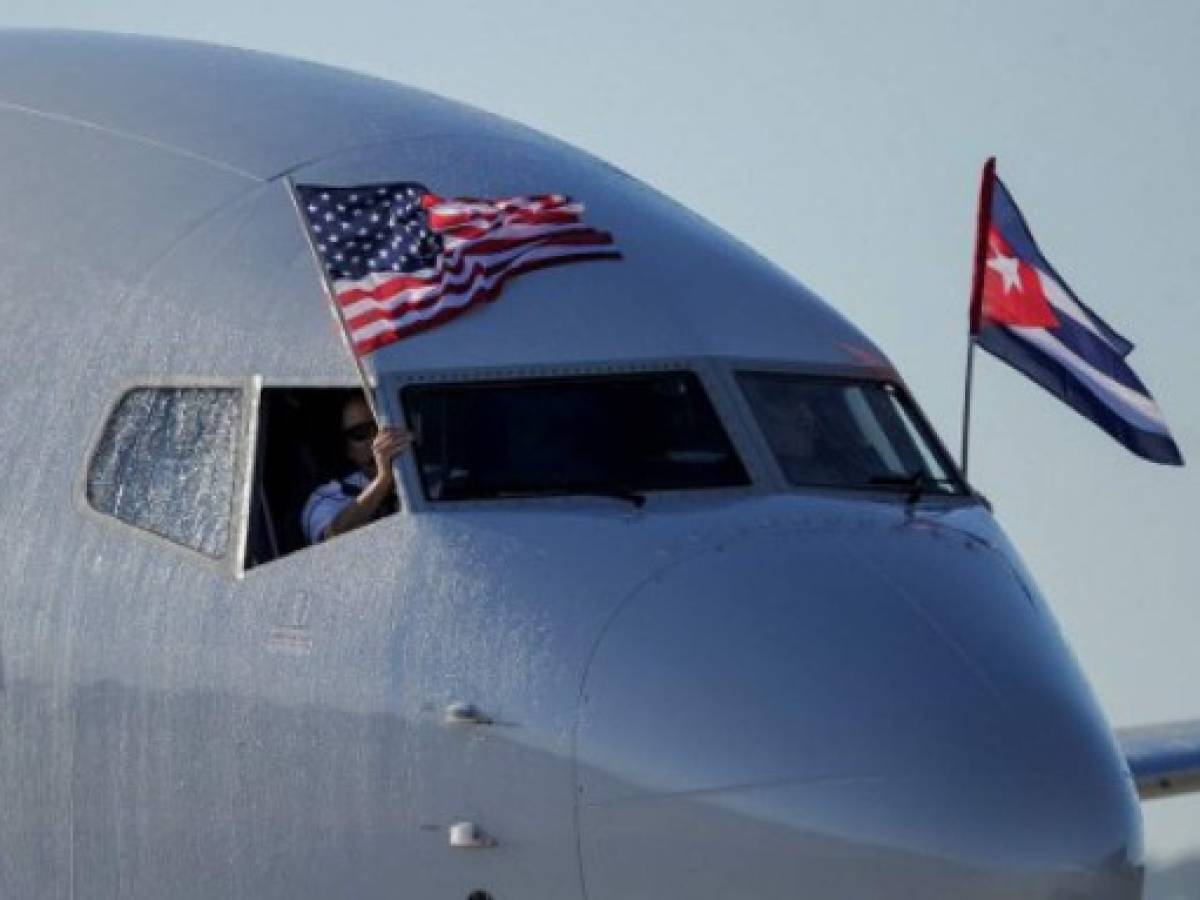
969 159 1183 465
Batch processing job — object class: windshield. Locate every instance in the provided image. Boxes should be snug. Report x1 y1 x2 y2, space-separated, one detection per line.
402 372 749 501
738 373 964 495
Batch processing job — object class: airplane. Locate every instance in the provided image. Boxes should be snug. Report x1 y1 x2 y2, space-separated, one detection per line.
0 28 1196 900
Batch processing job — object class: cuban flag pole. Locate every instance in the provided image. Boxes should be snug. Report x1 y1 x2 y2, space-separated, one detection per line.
960 158 1184 473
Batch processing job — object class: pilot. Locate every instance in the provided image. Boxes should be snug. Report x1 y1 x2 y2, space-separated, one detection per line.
301 394 413 543
755 388 847 486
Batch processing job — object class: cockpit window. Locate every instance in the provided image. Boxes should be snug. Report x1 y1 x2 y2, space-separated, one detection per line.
738 373 964 496
243 387 398 569
87 387 242 557
403 373 748 501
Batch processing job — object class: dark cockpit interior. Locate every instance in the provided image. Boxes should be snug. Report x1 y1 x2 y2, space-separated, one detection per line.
246 387 367 569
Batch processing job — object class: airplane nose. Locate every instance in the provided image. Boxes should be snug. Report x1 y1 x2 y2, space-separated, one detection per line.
576 515 1143 899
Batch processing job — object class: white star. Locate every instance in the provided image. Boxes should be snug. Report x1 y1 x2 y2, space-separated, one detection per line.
986 241 1023 294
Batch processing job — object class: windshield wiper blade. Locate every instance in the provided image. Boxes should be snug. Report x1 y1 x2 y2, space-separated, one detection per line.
869 471 934 505
491 486 647 509
570 488 647 509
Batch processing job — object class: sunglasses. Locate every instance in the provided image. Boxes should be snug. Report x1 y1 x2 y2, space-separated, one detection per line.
343 421 378 442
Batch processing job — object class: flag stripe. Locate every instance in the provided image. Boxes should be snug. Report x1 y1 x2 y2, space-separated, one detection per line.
338 229 615 325
1040 305 1151 396
978 324 1183 464
349 248 622 354
347 242 620 337
441 224 609 256
1009 325 1170 434
1036 270 1121 352
333 223 610 300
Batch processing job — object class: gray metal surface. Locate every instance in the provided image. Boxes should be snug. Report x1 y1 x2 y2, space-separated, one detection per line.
0 30 1144 899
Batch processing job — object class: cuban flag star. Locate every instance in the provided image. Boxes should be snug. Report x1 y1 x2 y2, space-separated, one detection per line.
969 161 1183 465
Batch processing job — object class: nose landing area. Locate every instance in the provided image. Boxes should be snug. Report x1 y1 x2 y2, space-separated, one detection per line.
575 522 1142 898
578 776 1143 899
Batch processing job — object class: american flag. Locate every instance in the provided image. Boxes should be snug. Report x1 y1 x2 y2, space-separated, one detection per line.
293 182 620 356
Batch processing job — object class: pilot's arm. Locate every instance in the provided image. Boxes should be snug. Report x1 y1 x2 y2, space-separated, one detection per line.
303 428 411 543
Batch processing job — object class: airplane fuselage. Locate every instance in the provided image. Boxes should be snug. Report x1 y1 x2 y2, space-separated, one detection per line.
0 30 1144 899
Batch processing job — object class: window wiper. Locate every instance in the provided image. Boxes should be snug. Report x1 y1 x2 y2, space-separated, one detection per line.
869 471 937 506
491 486 647 509
566 487 647 509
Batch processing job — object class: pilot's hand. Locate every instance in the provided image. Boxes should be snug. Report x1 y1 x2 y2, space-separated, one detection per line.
372 427 413 483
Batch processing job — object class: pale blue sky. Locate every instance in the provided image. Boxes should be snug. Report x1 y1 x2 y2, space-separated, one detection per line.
6 0 1199 863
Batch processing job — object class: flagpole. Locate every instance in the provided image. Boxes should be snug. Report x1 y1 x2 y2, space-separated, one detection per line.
961 156 997 479
282 176 388 426
960 337 976 476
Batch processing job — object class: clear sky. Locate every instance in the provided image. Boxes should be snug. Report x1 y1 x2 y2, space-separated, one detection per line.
6 0 1199 864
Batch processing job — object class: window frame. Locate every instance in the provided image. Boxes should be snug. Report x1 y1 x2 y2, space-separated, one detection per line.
727 362 977 505
76 363 979 575
238 378 388 575
383 358 766 512
78 376 257 576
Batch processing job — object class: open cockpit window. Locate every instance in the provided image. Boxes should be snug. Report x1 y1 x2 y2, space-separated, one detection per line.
737 373 965 497
244 387 399 570
402 372 748 502
87 387 243 558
